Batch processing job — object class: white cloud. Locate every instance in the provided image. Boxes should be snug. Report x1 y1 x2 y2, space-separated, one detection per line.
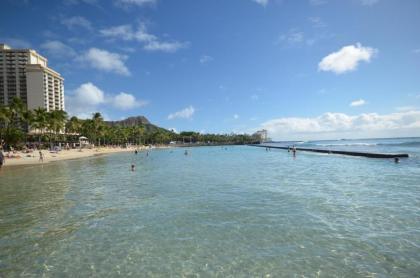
100 23 188 53
40 40 76 58
233 114 239 119
65 82 105 117
61 16 92 30
66 83 148 117
318 43 377 74
79 48 130 76
360 0 379 6
350 99 366 107
260 110 420 140
168 106 195 120
112 92 148 110
74 82 105 106
252 0 269 6
200 55 214 64
115 0 156 6
413 49 420 54
251 94 259 101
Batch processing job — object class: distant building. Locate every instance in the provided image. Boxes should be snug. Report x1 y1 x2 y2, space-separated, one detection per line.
0 43 64 111
254 129 268 142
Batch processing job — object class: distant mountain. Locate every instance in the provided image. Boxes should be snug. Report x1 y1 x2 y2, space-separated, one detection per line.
106 116 171 134
106 116 151 126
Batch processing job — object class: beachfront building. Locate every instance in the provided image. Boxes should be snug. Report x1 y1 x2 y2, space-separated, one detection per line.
0 43 64 111
254 129 268 143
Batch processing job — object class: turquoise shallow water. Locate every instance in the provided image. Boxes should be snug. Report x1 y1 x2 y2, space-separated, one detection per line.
0 143 419 277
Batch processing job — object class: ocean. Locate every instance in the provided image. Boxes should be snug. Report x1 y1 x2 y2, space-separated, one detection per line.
0 137 419 276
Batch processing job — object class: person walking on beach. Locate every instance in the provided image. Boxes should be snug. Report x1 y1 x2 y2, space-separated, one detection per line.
0 150 4 169
39 151 44 163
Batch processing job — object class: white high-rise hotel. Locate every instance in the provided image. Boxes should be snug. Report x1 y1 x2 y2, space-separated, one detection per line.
0 43 64 111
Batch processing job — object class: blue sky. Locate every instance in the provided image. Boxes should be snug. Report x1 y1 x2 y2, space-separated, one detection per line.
1 0 420 140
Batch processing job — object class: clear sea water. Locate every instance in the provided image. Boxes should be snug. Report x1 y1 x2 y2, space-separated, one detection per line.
0 137 419 277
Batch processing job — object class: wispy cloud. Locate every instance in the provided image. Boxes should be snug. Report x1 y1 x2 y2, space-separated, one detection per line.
40 40 76 58
199 55 214 64
350 99 366 107
260 110 420 140
252 0 269 7
78 48 130 76
168 106 195 120
233 114 239 119
100 23 188 53
0 38 31 48
319 43 377 74
115 0 156 7
277 28 321 47
360 0 379 6
278 29 304 44
61 16 92 31
308 17 327 28
309 0 327 6
395 106 416 112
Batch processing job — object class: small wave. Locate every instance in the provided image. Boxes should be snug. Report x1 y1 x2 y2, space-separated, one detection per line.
377 141 420 147
313 143 377 147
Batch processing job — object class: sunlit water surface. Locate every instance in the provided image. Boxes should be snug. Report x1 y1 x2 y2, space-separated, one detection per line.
0 143 419 277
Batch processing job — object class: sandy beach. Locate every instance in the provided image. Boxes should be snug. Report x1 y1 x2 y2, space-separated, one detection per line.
1 146 148 167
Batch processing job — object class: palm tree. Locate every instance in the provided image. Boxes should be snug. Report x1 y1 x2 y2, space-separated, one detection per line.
66 116 82 134
92 112 105 146
0 97 26 147
47 110 68 143
32 107 48 143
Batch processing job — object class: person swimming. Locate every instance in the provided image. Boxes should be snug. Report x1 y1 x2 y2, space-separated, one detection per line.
394 157 400 163
134 150 138 155
131 164 135 171
184 150 188 155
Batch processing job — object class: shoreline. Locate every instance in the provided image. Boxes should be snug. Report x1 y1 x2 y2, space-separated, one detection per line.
1 146 155 167
0 143 243 168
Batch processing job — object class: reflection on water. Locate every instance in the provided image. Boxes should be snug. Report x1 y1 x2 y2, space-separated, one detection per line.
0 147 419 276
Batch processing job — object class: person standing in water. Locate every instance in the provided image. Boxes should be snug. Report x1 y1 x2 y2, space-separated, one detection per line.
39 151 44 163
131 164 135 171
0 150 4 169
134 149 138 155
